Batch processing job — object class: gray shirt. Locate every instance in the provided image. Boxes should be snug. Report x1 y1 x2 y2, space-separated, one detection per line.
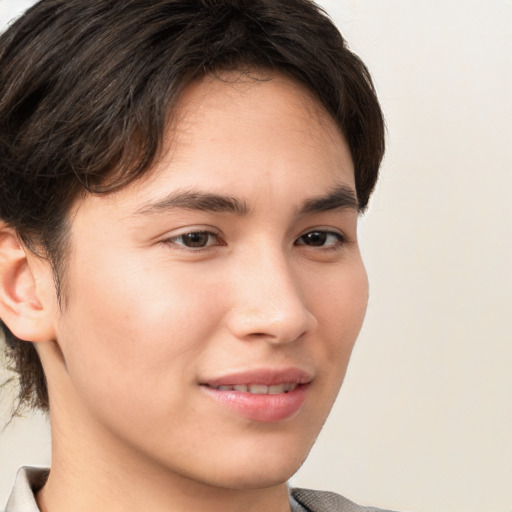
5 467 395 512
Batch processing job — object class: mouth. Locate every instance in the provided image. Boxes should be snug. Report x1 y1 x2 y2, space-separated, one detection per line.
200 368 312 423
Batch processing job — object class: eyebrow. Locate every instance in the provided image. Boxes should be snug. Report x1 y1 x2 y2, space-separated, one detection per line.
135 183 358 217
135 190 249 216
298 184 359 215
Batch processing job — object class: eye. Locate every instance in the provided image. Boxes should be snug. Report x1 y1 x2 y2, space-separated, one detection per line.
165 230 223 249
295 230 345 248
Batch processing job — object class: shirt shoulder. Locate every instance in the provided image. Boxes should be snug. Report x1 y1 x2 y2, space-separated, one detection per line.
291 487 398 512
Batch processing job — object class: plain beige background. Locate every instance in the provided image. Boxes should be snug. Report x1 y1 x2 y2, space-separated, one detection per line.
1 0 511 510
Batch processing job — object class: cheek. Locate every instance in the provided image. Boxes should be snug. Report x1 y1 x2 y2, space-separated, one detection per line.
57 254 223 406
309 259 369 367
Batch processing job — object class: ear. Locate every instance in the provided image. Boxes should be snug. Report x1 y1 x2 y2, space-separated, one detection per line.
0 224 56 342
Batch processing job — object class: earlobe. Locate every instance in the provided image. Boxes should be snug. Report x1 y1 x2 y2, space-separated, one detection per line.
0 225 56 343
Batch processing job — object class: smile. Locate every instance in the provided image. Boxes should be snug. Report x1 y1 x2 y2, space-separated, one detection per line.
200 368 312 423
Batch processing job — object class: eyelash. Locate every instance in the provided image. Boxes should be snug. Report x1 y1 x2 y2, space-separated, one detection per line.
162 229 346 251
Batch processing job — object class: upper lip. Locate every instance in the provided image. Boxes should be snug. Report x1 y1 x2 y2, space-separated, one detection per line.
201 367 313 387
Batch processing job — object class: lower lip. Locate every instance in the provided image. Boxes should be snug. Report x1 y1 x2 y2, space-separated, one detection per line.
202 385 308 423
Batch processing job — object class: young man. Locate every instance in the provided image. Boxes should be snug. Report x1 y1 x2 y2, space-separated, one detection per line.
0 1 387 511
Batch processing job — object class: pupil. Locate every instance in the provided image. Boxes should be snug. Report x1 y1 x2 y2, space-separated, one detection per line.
305 232 326 246
185 232 208 247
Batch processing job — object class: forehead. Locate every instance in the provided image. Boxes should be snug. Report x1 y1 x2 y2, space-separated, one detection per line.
74 73 355 220
174 71 340 134
172 72 346 155
146 73 352 188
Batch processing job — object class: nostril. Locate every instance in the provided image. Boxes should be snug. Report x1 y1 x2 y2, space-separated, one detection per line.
242 327 309 345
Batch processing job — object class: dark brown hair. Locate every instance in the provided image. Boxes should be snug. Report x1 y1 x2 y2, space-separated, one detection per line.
0 0 385 412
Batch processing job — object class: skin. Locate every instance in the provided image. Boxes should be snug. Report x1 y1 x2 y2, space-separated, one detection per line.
2 73 369 512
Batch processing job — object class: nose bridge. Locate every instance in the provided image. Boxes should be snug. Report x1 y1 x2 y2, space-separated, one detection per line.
226 243 316 343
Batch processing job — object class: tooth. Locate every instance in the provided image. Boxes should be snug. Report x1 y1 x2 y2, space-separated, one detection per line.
248 384 268 394
214 383 298 394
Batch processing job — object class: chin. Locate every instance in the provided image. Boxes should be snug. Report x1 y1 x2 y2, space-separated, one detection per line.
214 467 299 491
201 444 311 491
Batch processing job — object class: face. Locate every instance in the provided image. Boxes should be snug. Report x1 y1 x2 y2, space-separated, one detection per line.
45 74 368 489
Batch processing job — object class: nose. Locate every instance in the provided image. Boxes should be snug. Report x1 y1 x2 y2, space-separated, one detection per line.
225 250 317 344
